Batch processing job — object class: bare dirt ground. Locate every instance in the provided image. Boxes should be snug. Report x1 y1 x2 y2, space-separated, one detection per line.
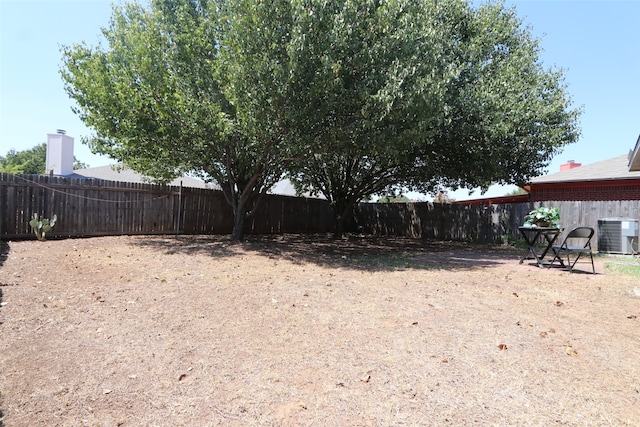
0 234 638 427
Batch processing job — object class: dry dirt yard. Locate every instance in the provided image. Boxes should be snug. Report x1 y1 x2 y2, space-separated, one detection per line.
0 234 638 427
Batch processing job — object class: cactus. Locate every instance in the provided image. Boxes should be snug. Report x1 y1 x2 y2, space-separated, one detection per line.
29 213 57 241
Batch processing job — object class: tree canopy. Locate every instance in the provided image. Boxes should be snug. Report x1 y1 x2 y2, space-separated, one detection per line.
284 0 471 235
286 0 580 234
62 0 298 240
61 0 581 239
0 144 47 174
0 143 89 174
409 2 581 192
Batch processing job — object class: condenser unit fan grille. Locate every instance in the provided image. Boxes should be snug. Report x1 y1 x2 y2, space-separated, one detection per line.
597 218 639 254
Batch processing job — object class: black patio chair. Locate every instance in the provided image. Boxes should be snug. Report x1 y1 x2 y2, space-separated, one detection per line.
549 226 596 274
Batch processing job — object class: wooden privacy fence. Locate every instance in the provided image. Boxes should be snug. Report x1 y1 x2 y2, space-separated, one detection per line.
0 173 335 239
1 173 179 238
2 173 639 251
355 202 533 244
356 200 640 251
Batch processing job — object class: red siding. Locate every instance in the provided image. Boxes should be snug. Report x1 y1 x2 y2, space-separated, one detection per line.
530 180 640 201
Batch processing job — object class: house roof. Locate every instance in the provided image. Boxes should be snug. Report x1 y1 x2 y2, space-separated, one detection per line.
268 179 324 199
530 154 640 184
73 165 217 189
629 134 640 172
72 165 323 198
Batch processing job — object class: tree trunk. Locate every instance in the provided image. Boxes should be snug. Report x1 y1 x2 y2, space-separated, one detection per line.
231 210 246 241
331 194 360 239
332 214 345 239
230 195 248 241
331 201 354 239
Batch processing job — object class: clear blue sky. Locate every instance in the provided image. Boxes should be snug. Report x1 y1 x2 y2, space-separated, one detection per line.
1 0 639 199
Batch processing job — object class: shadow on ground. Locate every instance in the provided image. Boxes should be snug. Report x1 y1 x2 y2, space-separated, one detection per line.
0 239 9 312
0 240 9 426
0 240 8 268
131 234 523 272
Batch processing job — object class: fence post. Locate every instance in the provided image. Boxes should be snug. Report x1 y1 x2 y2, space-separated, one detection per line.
176 181 183 236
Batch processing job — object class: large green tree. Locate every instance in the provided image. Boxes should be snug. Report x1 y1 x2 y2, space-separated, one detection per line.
409 2 581 193
284 0 460 236
61 0 580 240
285 0 580 236
61 0 296 240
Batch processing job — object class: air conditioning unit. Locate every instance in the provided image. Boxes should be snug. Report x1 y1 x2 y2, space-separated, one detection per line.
597 218 639 254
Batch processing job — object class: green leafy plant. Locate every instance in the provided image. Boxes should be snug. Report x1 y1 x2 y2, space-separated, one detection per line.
525 207 560 227
29 213 57 241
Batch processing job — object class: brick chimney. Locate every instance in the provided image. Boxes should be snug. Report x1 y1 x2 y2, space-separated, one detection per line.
560 160 581 171
46 130 74 176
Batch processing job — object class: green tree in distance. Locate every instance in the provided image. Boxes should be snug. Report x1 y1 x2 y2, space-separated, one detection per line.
0 143 89 174
0 144 46 174
504 188 528 196
377 195 411 203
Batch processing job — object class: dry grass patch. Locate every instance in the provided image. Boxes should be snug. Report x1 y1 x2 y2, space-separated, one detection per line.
0 235 638 426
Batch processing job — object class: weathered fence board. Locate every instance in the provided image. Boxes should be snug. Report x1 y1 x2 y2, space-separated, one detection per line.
0 173 335 239
356 200 640 251
0 174 182 238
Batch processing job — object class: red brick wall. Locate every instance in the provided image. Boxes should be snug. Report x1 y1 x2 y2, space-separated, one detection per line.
530 180 640 201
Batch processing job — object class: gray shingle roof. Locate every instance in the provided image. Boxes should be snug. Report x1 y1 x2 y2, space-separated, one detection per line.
268 179 324 198
630 135 640 171
530 155 640 184
73 165 217 189
71 165 322 197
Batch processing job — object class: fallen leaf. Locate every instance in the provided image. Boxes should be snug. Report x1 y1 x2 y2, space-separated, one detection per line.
555 301 563 306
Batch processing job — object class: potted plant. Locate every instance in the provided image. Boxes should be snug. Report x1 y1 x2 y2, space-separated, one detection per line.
524 207 560 228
